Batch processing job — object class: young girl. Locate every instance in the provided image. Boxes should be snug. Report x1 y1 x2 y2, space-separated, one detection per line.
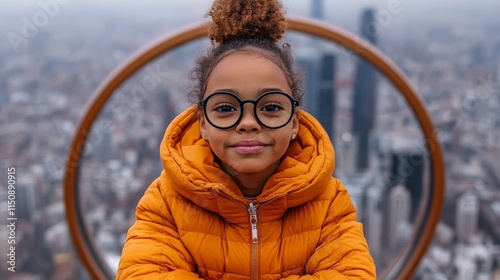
117 0 376 279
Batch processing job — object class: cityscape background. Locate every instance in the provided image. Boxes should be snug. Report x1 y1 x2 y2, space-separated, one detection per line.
1 0 500 279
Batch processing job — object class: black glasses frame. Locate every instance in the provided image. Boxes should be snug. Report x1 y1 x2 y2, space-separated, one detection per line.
199 91 300 129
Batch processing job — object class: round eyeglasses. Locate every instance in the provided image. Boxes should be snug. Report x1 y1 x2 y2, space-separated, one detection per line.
199 91 300 129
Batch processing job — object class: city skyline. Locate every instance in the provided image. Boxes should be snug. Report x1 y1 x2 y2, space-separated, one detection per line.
1 0 500 279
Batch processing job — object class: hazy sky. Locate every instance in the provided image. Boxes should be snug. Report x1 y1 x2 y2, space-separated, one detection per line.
1 0 499 49
3 0 500 21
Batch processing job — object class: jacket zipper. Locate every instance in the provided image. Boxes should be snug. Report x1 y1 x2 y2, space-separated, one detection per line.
247 196 283 280
212 189 259 279
212 188 283 280
248 202 259 280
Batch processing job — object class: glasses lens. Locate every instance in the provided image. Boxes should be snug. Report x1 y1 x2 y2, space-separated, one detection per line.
204 93 241 128
203 92 295 129
256 93 293 128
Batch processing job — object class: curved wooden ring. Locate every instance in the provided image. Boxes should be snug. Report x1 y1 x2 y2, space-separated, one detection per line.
64 16 445 280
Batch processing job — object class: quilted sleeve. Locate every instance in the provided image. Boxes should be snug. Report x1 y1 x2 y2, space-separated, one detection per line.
116 179 203 280
282 179 376 280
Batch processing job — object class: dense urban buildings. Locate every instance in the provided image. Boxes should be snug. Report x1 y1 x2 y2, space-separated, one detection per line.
1 1 500 279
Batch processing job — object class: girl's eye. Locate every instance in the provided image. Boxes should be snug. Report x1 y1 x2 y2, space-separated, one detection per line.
214 104 237 112
262 104 282 112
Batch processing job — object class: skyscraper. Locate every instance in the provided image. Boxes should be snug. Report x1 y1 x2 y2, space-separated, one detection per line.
0 201 8 273
338 132 357 175
352 8 378 171
455 192 479 243
389 145 425 220
388 184 411 252
455 256 477 280
364 187 383 263
297 0 337 140
496 55 500 88
16 175 39 220
311 0 323 20
296 56 319 114
316 54 336 138
90 117 113 163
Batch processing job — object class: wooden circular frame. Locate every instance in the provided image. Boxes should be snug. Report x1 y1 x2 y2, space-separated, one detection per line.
64 16 445 280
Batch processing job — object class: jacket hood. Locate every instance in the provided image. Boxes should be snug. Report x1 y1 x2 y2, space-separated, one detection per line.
159 106 335 222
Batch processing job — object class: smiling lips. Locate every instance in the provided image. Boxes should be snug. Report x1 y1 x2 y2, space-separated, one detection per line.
230 140 268 153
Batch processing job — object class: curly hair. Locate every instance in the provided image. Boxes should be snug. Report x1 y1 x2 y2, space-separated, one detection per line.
188 0 303 104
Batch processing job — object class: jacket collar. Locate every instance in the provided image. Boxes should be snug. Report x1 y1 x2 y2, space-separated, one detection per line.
160 106 335 223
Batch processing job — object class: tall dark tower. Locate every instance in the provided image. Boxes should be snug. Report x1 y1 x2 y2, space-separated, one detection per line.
352 8 378 171
309 0 336 139
317 54 336 138
311 0 323 19
389 150 424 221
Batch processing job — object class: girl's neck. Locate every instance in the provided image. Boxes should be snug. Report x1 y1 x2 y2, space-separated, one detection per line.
222 161 280 197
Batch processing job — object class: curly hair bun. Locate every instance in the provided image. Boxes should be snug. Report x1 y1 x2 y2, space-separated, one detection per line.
207 0 287 44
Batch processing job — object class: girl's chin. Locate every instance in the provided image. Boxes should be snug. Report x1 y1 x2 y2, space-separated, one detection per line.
227 166 264 175
222 160 280 176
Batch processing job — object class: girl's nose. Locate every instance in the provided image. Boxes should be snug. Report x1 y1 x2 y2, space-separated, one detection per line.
236 103 261 132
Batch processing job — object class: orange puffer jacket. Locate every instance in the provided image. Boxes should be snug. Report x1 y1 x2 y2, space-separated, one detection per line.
117 106 376 279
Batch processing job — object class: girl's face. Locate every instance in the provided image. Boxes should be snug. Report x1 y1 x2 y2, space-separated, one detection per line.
200 52 299 176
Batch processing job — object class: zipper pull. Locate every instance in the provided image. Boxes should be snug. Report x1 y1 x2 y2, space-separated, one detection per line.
248 202 258 244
